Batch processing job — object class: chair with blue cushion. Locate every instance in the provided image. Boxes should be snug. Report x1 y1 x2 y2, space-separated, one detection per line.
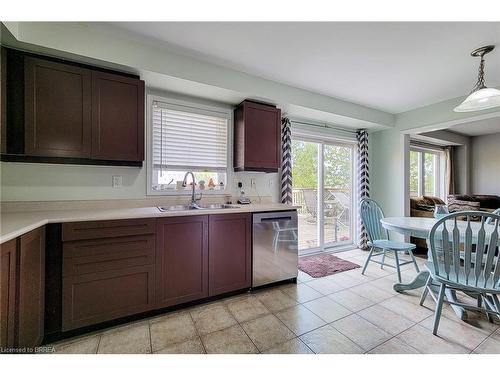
360 198 420 282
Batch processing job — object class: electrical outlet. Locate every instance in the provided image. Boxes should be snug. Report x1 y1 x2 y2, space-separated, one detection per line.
112 175 123 188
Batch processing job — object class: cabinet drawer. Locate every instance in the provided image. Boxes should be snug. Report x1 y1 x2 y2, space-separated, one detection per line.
62 218 155 241
63 235 155 277
62 264 155 331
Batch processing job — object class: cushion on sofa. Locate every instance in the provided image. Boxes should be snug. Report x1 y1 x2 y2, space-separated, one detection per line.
448 194 479 202
423 196 445 206
415 204 435 212
447 197 480 212
410 197 426 210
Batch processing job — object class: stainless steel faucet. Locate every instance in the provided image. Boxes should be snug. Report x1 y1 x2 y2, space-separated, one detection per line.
182 171 202 208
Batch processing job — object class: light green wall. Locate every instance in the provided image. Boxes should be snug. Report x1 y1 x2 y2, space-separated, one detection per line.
471 132 500 195
0 162 279 202
0 161 279 202
1 162 146 201
369 129 407 218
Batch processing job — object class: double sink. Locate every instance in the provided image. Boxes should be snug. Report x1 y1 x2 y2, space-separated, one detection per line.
157 203 238 212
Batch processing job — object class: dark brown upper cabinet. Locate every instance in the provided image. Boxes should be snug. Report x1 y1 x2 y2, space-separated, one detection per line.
25 57 92 158
1 47 7 154
91 71 144 161
208 213 252 296
234 100 281 172
1 47 145 166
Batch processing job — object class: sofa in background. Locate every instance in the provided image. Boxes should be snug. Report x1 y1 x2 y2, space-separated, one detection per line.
447 194 500 213
409 194 500 252
409 196 446 252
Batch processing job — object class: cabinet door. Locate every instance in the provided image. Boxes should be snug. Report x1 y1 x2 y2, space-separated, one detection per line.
62 264 155 331
25 57 91 158
18 227 45 348
91 71 145 161
244 102 281 171
0 239 17 349
156 216 209 308
1 47 6 154
209 213 251 296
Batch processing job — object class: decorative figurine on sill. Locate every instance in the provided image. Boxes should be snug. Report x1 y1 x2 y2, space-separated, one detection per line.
208 178 216 190
198 180 206 190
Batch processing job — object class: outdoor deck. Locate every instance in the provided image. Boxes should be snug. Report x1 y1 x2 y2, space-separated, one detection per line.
293 188 352 251
297 213 351 251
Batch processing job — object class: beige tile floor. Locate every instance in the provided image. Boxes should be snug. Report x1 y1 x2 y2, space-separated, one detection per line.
47 248 500 354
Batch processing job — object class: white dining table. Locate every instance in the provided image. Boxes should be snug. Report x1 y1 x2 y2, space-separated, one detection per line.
379 216 497 320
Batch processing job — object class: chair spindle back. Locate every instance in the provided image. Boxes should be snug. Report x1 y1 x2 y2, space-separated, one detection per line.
360 199 389 243
428 211 500 290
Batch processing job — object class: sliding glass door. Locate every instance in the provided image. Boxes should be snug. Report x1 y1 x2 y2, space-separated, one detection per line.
291 138 355 254
291 140 319 251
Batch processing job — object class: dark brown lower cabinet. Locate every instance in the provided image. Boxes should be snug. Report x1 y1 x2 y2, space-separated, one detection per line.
18 227 46 348
62 265 155 331
0 239 17 348
208 213 252 296
61 221 156 331
156 216 209 308
0 227 45 349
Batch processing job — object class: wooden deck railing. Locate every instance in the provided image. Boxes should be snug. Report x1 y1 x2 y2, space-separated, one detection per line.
292 188 350 215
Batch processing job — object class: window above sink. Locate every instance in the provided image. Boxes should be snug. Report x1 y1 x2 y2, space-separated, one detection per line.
146 95 233 196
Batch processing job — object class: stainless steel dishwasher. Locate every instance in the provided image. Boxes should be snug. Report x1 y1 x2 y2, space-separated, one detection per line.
252 211 298 287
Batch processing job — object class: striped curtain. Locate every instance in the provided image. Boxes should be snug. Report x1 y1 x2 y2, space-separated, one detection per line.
280 118 293 204
357 130 370 250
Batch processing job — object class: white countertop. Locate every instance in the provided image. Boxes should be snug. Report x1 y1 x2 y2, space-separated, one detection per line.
0 203 299 244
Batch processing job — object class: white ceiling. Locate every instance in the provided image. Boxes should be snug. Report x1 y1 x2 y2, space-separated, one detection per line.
449 117 500 136
111 22 500 114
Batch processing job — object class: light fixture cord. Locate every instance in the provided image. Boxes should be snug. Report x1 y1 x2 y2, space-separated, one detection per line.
471 56 486 93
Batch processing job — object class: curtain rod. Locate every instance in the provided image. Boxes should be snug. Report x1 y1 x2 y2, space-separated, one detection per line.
410 140 447 151
288 119 359 135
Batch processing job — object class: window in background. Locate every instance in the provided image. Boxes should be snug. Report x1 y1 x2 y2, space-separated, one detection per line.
149 99 230 193
409 147 443 198
409 150 420 197
424 152 437 196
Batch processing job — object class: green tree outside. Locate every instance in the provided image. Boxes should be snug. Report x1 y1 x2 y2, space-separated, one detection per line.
291 140 352 190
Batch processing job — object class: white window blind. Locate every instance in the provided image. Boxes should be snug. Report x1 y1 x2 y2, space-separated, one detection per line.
152 101 228 171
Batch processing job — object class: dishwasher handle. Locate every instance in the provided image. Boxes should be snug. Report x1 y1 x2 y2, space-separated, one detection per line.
253 211 297 224
260 216 293 222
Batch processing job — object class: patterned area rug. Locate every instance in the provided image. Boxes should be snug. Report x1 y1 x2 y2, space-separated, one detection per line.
298 253 360 278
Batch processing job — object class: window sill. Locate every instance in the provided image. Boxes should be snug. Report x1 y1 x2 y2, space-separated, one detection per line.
147 188 232 197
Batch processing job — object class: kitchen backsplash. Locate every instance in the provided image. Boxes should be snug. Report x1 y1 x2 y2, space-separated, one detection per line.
0 162 280 203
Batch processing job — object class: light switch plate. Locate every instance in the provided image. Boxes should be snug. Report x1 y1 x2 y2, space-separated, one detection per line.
112 175 123 188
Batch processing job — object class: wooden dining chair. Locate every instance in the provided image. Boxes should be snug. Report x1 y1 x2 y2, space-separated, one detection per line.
420 211 500 335
360 198 420 282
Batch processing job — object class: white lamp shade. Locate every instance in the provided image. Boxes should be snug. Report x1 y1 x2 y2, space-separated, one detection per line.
454 87 500 112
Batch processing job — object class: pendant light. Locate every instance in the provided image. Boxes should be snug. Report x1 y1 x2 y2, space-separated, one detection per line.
454 45 500 112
